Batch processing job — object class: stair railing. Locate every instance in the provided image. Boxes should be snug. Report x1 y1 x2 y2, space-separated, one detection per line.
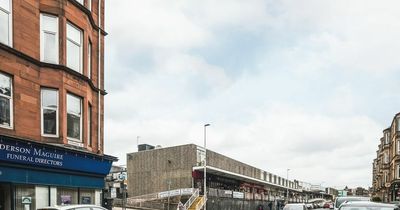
183 188 200 210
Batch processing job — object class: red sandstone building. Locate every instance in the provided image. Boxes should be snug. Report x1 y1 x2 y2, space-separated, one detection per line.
0 0 116 209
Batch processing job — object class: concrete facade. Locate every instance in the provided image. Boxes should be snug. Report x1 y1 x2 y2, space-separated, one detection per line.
126 144 333 205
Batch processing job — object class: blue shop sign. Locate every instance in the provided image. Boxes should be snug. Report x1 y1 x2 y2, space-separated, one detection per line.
0 136 113 175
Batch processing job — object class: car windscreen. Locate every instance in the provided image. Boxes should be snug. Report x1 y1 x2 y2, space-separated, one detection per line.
341 207 395 210
336 198 369 208
284 205 304 210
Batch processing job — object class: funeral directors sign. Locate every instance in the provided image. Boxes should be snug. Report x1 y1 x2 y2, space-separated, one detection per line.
0 136 112 175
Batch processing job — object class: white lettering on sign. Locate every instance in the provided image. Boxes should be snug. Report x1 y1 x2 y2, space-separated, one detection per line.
0 142 64 167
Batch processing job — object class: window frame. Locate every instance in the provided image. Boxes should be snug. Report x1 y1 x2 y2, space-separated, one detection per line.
0 72 13 129
0 0 12 47
66 22 83 73
87 103 92 147
40 88 59 137
87 40 91 79
66 93 83 143
40 13 59 64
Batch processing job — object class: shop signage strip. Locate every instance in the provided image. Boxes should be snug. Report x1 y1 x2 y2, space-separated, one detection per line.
0 136 112 175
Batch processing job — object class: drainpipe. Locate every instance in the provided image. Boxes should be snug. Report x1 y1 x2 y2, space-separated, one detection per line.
98 0 102 152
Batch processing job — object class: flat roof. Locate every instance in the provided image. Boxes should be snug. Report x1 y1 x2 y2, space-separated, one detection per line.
193 165 302 192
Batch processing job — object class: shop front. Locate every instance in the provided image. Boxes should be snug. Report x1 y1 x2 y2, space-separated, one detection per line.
0 135 117 210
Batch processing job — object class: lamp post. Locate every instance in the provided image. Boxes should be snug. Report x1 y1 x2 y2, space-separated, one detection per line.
287 169 290 203
204 123 210 210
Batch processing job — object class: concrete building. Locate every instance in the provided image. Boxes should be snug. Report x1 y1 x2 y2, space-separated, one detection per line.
127 144 333 209
0 0 116 209
372 113 400 202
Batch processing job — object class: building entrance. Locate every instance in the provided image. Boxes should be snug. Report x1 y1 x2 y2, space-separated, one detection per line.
0 183 11 210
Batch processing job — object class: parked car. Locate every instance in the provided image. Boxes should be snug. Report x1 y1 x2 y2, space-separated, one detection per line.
339 201 398 210
306 203 313 209
284 203 307 210
37 205 107 210
334 197 370 210
324 202 332 208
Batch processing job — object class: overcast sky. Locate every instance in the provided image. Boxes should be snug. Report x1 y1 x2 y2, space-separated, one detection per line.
103 0 400 189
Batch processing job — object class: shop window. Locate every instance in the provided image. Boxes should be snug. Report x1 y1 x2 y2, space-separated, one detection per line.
0 184 11 210
67 22 83 73
40 13 59 64
57 187 78 205
80 189 95 204
0 72 12 128
15 185 36 210
41 88 59 137
0 0 12 46
67 94 82 143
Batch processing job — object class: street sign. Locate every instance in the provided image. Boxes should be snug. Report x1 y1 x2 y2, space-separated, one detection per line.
118 172 127 180
22 197 31 204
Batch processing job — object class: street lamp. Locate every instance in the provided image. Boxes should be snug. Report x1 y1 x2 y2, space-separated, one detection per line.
204 123 210 210
287 169 290 203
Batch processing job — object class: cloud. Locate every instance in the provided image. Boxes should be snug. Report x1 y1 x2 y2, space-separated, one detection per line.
103 0 400 188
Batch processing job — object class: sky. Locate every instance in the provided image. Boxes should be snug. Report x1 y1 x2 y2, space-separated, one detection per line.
103 0 400 189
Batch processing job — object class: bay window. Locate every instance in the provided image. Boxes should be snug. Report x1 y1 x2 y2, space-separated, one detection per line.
41 88 58 136
40 13 59 64
67 94 82 142
0 0 12 46
0 72 12 128
67 23 83 73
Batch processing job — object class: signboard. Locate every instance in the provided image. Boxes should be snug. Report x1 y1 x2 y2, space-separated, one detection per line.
81 197 91 204
61 195 72 204
111 188 117 198
118 172 127 180
181 188 194 195
233 192 244 199
21 197 31 204
0 136 113 175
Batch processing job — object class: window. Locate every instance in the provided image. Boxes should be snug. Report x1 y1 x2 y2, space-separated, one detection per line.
40 14 59 64
67 94 82 142
0 72 12 128
385 132 390 144
41 89 58 136
397 165 400 179
88 0 91 11
0 0 12 46
76 0 83 5
87 104 92 147
384 153 389 164
397 118 400 132
67 23 83 73
398 140 400 155
87 41 91 78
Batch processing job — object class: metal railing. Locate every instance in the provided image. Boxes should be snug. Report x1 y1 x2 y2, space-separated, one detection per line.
183 188 200 210
191 196 206 210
